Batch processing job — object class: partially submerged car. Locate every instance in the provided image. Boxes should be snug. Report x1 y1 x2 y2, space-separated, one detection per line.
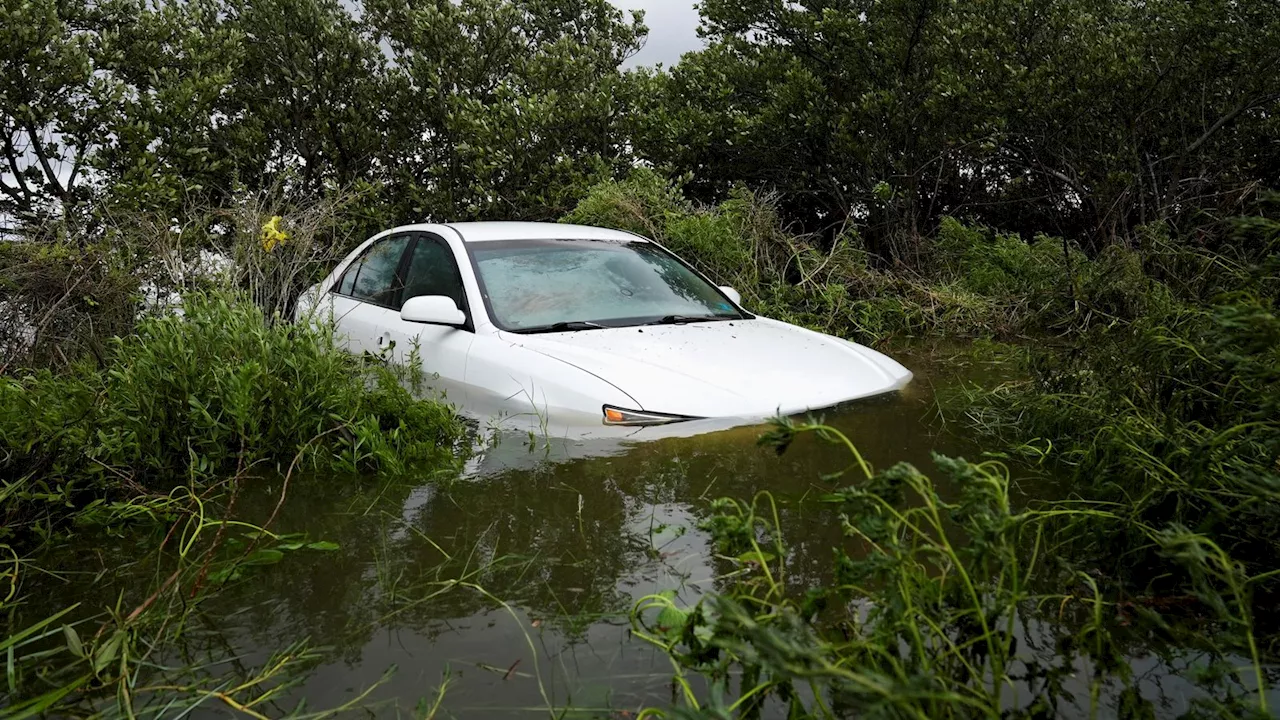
297 222 911 432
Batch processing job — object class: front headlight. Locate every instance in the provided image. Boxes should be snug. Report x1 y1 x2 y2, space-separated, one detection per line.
602 405 699 426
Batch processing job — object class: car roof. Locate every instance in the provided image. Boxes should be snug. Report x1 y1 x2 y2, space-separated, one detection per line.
440 221 645 244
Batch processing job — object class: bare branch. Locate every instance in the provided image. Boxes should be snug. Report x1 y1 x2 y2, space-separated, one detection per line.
1178 92 1280 158
21 120 70 202
2 130 35 203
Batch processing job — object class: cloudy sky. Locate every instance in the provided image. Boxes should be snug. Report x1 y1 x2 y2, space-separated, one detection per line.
610 0 705 67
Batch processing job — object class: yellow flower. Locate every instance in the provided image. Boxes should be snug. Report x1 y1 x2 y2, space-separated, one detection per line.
260 216 289 252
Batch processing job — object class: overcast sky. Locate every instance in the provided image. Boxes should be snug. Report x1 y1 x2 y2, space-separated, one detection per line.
611 0 705 68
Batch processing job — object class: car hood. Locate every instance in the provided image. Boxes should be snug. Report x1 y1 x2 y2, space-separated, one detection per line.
497 317 912 418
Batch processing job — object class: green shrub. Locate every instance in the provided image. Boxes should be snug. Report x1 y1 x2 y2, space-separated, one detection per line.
935 218 1066 297
563 169 778 299
564 172 1228 346
1073 244 1177 324
560 167 692 239
0 291 464 540
933 215 1181 331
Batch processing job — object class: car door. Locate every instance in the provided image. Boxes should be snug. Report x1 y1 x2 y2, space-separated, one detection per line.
381 233 475 406
327 234 413 356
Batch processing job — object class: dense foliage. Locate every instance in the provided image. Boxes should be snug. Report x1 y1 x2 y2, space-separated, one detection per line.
631 0 1280 258
956 249 1280 594
0 292 464 541
1 0 646 228
575 181 1280 717
4 0 1276 252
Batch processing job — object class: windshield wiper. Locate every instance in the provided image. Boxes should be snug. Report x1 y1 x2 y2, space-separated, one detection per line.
513 320 609 334
643 314 732 326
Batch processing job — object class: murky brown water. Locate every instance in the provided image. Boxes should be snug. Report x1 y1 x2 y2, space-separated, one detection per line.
18 347 1259 717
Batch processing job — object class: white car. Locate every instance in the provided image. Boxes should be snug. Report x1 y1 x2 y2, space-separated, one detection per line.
298 222 911 434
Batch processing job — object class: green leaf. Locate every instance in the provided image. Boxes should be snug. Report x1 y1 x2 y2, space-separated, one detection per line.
243 548 284 565
1 605 80 653
306 541 340 551
1 674 92 720
93 631 124 674
736 550 776 565
655 604 688 640
62 625 84 659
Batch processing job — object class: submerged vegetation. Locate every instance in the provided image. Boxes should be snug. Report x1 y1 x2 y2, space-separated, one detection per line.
568 177 1280 717
0 291 464 715
633 423 1275 719
0 292 467 717
564 173 1280 717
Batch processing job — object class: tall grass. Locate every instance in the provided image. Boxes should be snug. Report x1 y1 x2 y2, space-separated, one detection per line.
0 184 365 374
570 175 1280 707
0 291 465 543
631 421 1273 719
146 186 366 324
952 299 1280 600
1 190 472 715
0 241 141 372
0 486 397 718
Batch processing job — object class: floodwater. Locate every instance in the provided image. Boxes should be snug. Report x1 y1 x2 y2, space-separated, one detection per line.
17 347 1267 718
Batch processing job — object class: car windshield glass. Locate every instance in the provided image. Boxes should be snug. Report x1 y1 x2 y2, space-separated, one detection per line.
469 238 745 332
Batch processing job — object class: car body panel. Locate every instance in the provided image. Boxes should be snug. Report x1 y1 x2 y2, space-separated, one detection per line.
446 221 644 243
498 317 911 418
384 317 474 407
327 294 385 355
463 333 640 430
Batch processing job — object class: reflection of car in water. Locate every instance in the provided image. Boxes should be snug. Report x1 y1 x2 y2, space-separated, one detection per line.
297 222 913 436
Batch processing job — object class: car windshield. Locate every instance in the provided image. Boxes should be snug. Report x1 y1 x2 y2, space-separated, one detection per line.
468 238 746 332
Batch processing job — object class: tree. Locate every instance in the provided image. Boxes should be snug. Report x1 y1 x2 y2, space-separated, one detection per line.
365 0 647 221
93 0 245 216
0 0 248 228
219 0 388 196
633 0 1280 257
0 0 126 229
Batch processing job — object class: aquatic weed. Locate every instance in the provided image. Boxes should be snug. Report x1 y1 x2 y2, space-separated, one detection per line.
632 420 1271 718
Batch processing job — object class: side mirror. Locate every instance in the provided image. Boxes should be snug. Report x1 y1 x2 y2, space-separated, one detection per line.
401 295 466 326
718 286 743 305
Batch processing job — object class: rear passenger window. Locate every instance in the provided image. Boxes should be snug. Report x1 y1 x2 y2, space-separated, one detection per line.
334 235 411 307
336 265 357 295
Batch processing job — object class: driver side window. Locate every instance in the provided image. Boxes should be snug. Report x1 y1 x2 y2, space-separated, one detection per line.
401 235 465 309
334 235 411 307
